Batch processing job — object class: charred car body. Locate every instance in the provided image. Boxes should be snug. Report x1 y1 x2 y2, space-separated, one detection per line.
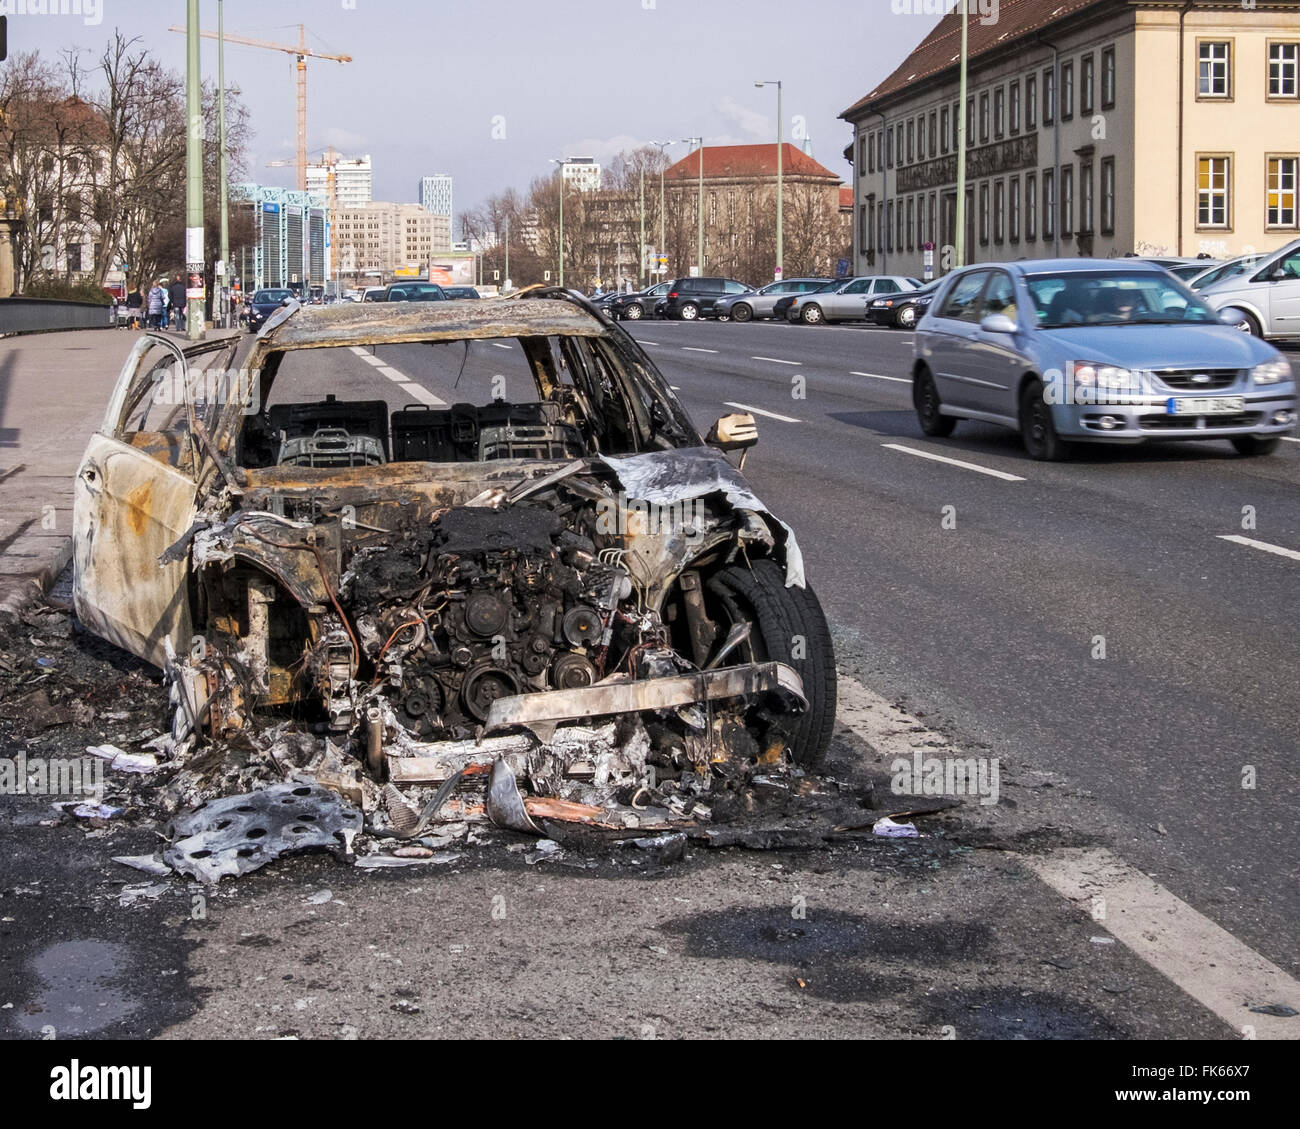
72 292 835 858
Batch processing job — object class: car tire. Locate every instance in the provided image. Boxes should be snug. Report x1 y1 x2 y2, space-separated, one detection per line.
706 559 836 769
800 304 825 326
679 303 700 322
1230 435 1282 457
1227 309 1263 337
1020 378 1070 461
732 304 754 323
913 368 957 437
897 305 919 329
717 314 731 323
624 304 643 320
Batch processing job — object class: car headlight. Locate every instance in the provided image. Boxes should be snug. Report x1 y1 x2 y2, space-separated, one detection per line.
1252 358 1292 385
1074 362 1136 390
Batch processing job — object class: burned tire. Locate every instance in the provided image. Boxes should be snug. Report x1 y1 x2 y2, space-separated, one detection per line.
707 559 837 769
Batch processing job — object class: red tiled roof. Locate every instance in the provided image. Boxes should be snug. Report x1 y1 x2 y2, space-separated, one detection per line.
841 0 1106 118
839 186 855 209
665 143 841 182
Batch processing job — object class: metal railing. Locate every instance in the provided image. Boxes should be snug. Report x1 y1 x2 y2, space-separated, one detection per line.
0 297 115 336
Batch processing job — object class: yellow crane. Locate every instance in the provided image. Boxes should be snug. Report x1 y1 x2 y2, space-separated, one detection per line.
168 23 352 192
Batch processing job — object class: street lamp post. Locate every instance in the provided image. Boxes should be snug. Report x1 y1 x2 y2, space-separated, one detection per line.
549 158 565 288
217 0 229 328
185 0 205 341
639 163 645 288
649 140 680 279
755 80 783 281
684 137 704 275
954 3 970 269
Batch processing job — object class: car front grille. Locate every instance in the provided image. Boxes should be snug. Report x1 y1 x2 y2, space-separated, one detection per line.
1139 413 1262 430
1152 368 1241 391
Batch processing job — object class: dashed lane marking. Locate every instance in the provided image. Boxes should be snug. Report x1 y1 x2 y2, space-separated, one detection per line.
1217 534 1300 562
751 356 802 366
683 347 720 354
853 371 910 384
882 443 1026 482
723 401 801 424
403 383 448 407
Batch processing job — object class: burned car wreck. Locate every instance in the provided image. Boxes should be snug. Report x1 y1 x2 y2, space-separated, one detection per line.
72 292 836 879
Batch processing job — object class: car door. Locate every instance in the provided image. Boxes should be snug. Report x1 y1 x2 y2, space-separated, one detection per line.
73 336 213 669
963 270 1025 418
752 282 791 317
1262 246 1300 334
825 278 872 321
926 269 991 409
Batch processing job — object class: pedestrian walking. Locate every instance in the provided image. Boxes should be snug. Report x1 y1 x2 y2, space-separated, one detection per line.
147 280 166 329
125 285 144 330
169 275 187 332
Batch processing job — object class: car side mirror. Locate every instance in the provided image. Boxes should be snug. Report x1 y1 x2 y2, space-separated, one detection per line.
1271 268 1288 281
708 413 759 468
980 313 1018 334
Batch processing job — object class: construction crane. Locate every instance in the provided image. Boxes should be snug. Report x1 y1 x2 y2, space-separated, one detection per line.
168 23 351 192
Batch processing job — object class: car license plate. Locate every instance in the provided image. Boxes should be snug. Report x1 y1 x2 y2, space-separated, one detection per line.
1167 397 1246 416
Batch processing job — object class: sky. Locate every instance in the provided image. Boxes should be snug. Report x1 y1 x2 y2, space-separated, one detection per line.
5 0 945 226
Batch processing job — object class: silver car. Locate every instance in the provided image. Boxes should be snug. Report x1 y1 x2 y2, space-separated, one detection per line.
785 276 922 325
1199 238 1300 340
912 259 1296 460
715 279 831 322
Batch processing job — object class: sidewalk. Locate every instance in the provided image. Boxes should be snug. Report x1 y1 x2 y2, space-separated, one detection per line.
0 327 226 620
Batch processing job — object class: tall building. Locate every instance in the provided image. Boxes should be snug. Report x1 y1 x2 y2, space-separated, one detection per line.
232 185 330 292
307 154 373 210
332 202 452 281
841 0 1300 278
419 174 454 219
562 157 603 193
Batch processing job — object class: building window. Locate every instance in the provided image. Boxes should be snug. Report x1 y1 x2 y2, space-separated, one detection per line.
1026 74 1038 129
967 97 975 146
1010 81 1021 134
1197 155 1231 227
897 199 905 250
1081 54 1095 115
1198 41 1231 99
979 92 990 143
928 193 937 244
1062 61 1075 120
66 243 83 272
929 112 938 157
1269 43 1299 98
1079 159 1093 233
1061 165 1074 236
879 130 886 171
1026 173 1038 242
1043 169 1056 239
918 115 926 161
1043 68 1056 125
994 87 1005 139
1102 47 1117 109
940 106 950 154
1009 176 1021 242
862 202 873 252
1101 157 1116 234
906 197 915 251
879 206 887 254
866 134 875 175
953 102 961 150
994 179 1005 243
907 119 915 163
979 182 990 245
887 129 894 169
897 124 904 164
1267 156 1298 228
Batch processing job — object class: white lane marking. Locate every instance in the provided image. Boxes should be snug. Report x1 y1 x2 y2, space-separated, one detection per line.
492 342 513 350
1217 534 1300 562
362 355 386 367
377 367 409 383
638 341 662 346
853 371 910 384
724 401 801 424
835 672 1300 1041
683 347 719 354
1024 848 1300 1040
348 346 369 355
1281 436 1300 443
403 383 448 407
752 356 802 366
670 386 682 391
882 443 1026 482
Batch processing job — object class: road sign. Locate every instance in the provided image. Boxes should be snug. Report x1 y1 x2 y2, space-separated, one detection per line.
923 243 935 281
835 259 850 279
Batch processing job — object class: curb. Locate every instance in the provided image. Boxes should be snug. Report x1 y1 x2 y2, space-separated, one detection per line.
0 536 74 627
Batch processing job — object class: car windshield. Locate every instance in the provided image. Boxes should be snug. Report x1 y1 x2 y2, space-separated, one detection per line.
1193 256 1264 289
254 290 292 304
1025 271 1219 328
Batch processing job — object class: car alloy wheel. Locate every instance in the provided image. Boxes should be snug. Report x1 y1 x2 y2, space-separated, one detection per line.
624 303 643 320
680 303 700 321
897 305 918 329
800 304 824 326
732 304 753 323
913 368 956 437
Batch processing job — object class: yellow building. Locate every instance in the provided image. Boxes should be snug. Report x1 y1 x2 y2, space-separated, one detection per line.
842 0 1300 277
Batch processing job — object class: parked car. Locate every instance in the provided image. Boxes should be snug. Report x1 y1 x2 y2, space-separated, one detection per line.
714 279 833 323
1189 253 1268 291
443 286 481 300
912 259 1296 460
360 287 388 303
609 281 673 321
868 279 942 329
782 276 922 325
72 290 837 781
247 288 295 333
379 282 449 303
1198 238 1300 340
661 277 753 321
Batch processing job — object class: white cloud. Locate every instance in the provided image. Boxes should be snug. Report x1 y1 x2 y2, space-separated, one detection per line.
716 95 774 141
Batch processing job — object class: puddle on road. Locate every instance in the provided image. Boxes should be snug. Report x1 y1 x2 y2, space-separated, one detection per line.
16 940 141 1037
920 987 1125 1039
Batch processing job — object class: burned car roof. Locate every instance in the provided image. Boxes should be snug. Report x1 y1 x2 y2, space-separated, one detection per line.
259 297 607 351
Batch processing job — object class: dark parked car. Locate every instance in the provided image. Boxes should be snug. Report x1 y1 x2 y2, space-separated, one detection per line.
609 281 673 321
442 286 481 300
381 282 449 302
868 280 942 329
247 288 295 333
661 277 753 321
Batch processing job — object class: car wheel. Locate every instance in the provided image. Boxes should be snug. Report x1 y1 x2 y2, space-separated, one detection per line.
1020 378 1070 461
680 303 700 321
897 305 919 329
732 304 754 323
1230 435 1282 457
706 559 836 769
624 303 644 320
913 368 957 437
717 314 731 323
800 304 825 326
1227 309 1263 337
